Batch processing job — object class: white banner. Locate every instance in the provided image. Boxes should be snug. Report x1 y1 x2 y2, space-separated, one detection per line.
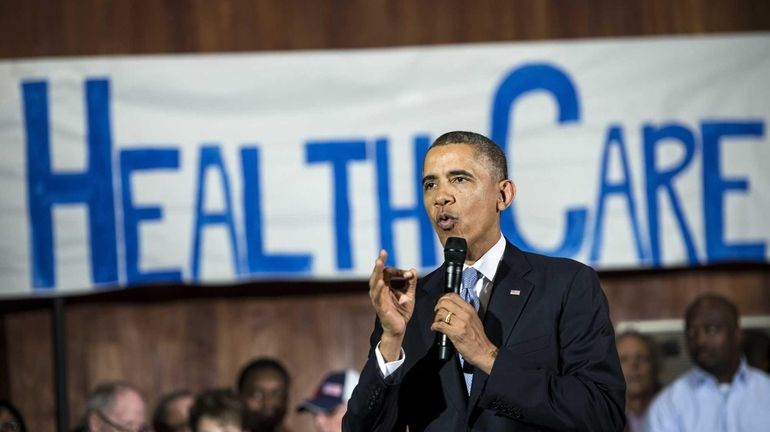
0 33 768 297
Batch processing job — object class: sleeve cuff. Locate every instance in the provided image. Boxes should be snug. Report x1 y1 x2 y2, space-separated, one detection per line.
375 341 405 378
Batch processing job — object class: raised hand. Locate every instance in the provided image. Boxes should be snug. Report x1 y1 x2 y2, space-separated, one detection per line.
368 250 417 361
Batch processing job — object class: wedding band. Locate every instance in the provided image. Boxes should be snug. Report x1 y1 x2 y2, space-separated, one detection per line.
444 312 453 325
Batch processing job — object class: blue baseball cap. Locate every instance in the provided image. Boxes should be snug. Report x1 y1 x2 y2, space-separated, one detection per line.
297 369 360 413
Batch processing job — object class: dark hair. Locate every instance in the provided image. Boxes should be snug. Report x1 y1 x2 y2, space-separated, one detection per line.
0 400 27 432
152 389 193 432
685 293 740 329
236 357 290 394
616 330 662 393
429 131 508 181
189 389 244 432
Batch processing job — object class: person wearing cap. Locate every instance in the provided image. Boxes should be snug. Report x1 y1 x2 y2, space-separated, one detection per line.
298 370 359 432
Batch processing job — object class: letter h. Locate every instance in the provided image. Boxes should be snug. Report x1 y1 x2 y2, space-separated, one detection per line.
22 79 118 290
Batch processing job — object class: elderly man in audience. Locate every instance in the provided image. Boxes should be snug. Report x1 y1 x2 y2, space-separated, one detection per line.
646 293 770 431
75 381 148 432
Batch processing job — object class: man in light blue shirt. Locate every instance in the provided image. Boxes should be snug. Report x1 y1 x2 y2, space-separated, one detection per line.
646 294 770 432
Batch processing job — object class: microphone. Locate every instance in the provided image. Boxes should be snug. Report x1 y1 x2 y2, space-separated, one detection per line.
437 237 467 361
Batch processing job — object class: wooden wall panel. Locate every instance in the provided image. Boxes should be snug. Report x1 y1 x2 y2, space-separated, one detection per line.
2 0 770 58
603 267 770 322
1 0 769 430
4 309 55 432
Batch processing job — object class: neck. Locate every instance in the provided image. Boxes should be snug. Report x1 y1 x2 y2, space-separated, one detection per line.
714 359 741 383
626 394 653 416
464 232 501 265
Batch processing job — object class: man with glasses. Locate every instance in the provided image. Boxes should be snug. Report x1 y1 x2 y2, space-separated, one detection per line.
75 381 149 432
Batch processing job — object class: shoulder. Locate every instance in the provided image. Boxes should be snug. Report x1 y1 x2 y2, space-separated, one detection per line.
746 365 770 388
649 370 697 413
508 243 600 292
518 248 594 278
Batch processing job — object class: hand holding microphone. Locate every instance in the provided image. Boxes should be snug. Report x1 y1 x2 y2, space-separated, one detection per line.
436 237 466 361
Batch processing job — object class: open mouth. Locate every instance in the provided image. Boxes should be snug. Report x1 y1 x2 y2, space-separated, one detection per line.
437 213 457 230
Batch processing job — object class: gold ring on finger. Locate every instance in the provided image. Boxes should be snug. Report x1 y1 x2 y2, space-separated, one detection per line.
444 312 453 325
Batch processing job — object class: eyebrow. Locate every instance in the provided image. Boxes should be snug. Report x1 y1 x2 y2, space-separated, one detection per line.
422 169 476 185
448 169 474 178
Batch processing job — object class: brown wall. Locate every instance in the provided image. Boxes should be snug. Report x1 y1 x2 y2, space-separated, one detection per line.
1 0 769 431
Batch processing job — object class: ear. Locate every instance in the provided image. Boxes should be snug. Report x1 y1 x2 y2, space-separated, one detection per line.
497 180 515 211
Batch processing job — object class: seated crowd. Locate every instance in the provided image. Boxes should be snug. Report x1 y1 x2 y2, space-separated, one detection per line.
58 358 359 432
2 293 769 432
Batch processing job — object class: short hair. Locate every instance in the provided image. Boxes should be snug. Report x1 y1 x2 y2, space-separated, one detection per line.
152 389 193 432
0 400 27 432
616 330 662 392
236 357 290 394
78 381 143 429
685 293 740 328
429 131 508 181
189 389 244 432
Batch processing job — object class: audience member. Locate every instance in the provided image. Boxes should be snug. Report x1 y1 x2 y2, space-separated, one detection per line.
297 369 359 432
189 389 244 432
646 293 770 431
236 357 291 432
0 400 27 432
616 331 661 432
75 381 148 432
153 389 194 432
741 328 770 373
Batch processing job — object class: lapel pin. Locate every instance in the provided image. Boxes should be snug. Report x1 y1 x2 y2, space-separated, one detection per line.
509 290 521 296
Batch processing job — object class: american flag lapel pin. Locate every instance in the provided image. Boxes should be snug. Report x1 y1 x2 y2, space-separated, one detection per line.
509 289 521 296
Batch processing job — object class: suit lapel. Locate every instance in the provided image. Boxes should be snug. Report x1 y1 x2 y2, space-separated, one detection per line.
413 266 468 412
467 242 534 412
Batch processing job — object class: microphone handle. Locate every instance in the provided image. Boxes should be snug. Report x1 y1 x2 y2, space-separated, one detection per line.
437 261 463 360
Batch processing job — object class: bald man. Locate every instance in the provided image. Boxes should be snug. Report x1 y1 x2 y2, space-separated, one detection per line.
646 294 770 431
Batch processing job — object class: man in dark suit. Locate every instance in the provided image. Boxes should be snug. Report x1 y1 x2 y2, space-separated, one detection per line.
343 131 625 431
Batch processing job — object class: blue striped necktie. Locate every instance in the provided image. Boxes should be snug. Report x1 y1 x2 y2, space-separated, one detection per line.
460 267 481 395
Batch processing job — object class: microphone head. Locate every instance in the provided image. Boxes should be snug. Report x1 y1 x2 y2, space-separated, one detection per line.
443 237 467 264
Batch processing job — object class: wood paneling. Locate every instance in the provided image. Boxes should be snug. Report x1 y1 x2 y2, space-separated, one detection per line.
1 0 769 430
1 0 770 59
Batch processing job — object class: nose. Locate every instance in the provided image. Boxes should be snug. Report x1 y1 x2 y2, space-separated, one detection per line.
433 182 454 206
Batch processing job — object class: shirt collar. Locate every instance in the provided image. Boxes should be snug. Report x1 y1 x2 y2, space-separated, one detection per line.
689 357 750 387
464 234 506 282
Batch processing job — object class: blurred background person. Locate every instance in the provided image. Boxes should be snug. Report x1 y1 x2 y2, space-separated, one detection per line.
616 331 661 432
646 293 770 431
296 369 359 432
73 381 148 432
236 357 291 432
153 389 194 432
0 400 27 432
189 389 244 432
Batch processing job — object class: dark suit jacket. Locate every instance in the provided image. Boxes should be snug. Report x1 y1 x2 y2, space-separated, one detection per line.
343 241 626 431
